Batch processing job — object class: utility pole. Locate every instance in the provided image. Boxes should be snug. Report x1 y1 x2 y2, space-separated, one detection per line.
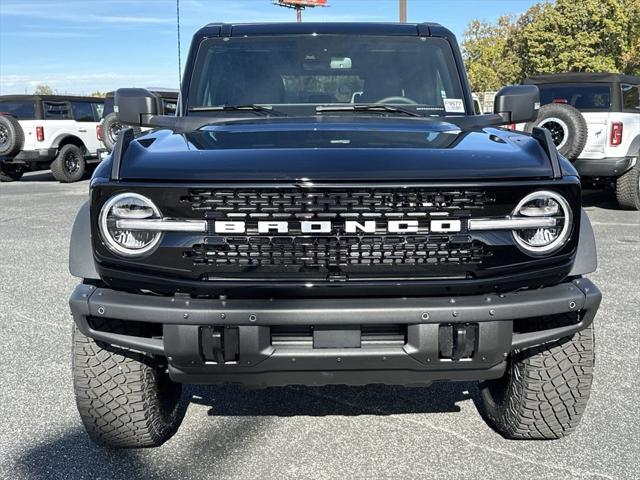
297 6 302 22
399 0 407 23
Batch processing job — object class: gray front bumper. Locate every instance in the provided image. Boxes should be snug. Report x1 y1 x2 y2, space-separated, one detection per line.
69 279 601 387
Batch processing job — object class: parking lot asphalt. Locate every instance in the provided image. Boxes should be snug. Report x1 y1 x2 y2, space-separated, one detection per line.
1 170 639 480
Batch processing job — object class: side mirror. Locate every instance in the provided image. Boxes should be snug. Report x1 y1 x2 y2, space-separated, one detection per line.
114 88 158 126
494 85 540 124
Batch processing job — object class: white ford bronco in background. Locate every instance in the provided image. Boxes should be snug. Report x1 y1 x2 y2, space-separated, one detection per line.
522 73 640 210
0 94 104 183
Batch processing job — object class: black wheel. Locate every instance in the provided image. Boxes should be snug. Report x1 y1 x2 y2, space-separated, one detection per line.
0 114 24 157
0 162 24 182
73 323 186 448
524 104 588 161
101 112 140 152
51 144 86 183
478 316 594 439
615 162 640 210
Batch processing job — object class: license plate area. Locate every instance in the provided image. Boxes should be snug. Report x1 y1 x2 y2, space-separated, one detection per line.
270 325 407 349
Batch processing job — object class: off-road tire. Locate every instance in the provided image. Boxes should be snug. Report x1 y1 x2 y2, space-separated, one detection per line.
72 323 185 448
0 162 24 182
615 163 640 210
51 144 86 182
101 113 140 152
478 319 594 440
0 114 24 157
524 103 588 161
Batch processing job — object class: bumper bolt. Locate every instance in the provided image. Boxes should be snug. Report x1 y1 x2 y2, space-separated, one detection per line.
249 314 257 322
489 309 495 316
97 306 105 315
336 357 342 363
183 313 189 319
220 313 226 319
569 301 577 309
449 298 456 304
421 312 430 320
452 311 459 317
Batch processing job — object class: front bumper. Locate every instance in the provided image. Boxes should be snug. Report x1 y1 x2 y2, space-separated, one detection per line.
574 156 636 178
69 278 601 387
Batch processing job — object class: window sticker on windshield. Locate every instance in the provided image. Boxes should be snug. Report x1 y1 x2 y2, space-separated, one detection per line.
443 98 465 113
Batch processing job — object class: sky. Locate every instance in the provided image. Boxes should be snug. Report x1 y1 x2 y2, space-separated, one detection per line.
0 0 542 95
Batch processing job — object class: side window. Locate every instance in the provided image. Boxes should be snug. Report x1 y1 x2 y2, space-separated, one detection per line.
43 101 71 120
92 103 104 120
0 101 36 119
621 84 640 111
70 101 96 122
162 99 177 115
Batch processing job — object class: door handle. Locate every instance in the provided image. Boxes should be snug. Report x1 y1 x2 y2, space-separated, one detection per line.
77 128 87 132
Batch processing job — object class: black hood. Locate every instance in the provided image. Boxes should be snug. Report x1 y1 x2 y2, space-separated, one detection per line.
118 117 555 182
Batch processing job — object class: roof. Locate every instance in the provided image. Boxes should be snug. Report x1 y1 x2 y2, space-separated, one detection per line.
0 94 104 102
104 90 179 99
524 72 640 85
195 22 455 39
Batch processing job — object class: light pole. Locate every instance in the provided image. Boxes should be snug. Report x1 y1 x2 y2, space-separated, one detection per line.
399 0 407 23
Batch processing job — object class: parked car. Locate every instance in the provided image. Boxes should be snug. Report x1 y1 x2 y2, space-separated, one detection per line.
472 93 483 114
522 73 640 210
68 22 600 448
0 94 104 182
98 89 178 154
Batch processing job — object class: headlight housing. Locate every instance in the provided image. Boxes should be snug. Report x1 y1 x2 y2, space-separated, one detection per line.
99 193 162 257
512 190 573 256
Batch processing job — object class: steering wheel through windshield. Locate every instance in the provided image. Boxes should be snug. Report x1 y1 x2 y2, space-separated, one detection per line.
375 96 418 105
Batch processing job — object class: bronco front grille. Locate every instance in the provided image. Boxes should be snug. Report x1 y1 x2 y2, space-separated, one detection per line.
184 188 493 216
180 187 494 278
191 235 484 268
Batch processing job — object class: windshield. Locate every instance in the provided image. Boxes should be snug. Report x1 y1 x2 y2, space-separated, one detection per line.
538 84 611 111
187 35 467 116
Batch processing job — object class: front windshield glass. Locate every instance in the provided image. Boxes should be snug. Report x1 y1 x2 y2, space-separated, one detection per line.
187 35 467 115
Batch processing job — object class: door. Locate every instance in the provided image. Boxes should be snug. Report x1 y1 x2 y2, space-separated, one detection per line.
70 100 102 154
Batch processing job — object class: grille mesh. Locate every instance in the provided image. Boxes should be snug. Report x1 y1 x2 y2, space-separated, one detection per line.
183 188 493 274
185 188 493 218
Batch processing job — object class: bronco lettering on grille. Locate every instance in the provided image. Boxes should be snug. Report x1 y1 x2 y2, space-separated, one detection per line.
214 220 462 234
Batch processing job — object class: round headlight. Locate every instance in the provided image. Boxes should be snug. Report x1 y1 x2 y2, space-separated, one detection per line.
99 193 162 257
512 190 573 256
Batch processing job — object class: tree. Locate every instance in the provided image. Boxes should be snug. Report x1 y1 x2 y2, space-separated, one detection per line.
90 91 106 98
461 16 522 91
462 0 640 91
520 0 632 77
33 84 54 95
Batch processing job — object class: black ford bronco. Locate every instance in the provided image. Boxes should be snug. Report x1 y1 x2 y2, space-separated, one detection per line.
68 23 601 448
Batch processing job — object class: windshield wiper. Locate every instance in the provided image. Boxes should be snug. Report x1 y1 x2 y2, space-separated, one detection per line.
188 104 287 116
316 104 422 117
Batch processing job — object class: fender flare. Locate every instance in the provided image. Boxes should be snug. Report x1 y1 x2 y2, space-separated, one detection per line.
569 209 597 276
69 201 100 279
51 133 86 151
625 134 640 158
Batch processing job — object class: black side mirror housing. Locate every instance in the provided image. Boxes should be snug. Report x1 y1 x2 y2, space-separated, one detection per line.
115 88 158 126
494 85 540 124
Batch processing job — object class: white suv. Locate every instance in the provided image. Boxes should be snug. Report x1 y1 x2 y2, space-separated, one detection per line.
520 73 640 210
0 94 104 182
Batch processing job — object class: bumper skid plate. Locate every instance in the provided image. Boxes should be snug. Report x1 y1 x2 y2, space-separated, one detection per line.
69 279 601 387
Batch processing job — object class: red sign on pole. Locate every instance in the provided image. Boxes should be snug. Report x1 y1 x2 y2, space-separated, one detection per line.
277 0 328 6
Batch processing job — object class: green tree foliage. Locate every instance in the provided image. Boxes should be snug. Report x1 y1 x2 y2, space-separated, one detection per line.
462 16 522 91
462 0 640 91
33 84 54 95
